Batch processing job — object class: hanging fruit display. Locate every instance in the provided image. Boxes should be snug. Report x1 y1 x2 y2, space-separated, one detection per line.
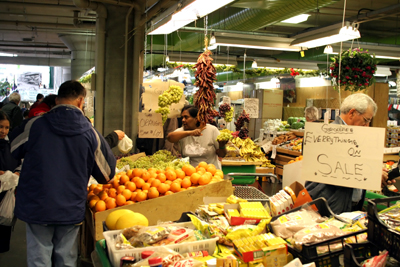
234 110 250 131
193 49 218 124
219 103 234 123
155 85 184 124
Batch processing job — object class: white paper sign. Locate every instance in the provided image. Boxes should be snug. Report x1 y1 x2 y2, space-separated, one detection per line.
138 113 164 138
244 98 259 118
271 145 277 159
222 96 231 105
283 161 305 188
302 122 385 191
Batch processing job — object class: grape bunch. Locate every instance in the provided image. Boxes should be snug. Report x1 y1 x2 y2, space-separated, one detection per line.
225 107 234 123
155 85 183 124
238 127 249 139
219 103 231 117
217 129 233 142
235 110 250 131
155 107 170 124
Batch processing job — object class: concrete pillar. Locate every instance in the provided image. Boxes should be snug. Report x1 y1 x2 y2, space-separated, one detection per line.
62 67 71 83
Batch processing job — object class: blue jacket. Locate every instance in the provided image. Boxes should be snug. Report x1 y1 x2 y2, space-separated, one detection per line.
9 105 116 225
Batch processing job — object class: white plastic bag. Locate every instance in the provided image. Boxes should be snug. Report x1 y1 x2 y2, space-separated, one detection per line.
0 187 15 226
0 171 19 193
118 135 133 154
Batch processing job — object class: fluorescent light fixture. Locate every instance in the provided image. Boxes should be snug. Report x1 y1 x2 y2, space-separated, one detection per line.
271 77 280 83
374 66 391 77
252 60 258 68
281 14 310 24
0 52 17 57
214 43 300 52
148 0 235 35
324 45 333 54
210 33 216 45
375 55 400 60
291 22 361 48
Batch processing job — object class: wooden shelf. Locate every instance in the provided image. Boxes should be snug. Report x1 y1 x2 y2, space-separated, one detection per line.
276 148 301 157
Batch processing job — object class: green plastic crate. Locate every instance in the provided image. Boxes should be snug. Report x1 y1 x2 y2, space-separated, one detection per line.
95 239 112 267
222 165 257 185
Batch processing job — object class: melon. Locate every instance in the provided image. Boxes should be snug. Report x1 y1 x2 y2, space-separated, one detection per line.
115 212 149 230
105 209 135 230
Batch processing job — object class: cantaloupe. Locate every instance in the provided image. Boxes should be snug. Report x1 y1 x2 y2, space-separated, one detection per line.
105 209 135 230
115 212 149 230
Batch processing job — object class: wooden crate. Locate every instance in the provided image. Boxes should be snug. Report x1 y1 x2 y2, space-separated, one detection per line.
312 98 341 109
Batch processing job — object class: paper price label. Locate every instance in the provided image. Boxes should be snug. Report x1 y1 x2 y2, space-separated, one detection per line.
271 145 277 159
138 112 164 138
222 96 231 105
244 98 259 118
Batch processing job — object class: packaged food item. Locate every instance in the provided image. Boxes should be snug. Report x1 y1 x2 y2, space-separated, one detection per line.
279 190 294 209
121 256 136 267
360 250 388 267
139 226 171 245
182 251 209 258
269 196 281 217
227 195 247 204
149 257 163 267
293 223 344 245
284 186 296 203
152 227 194 246
142 251 155 259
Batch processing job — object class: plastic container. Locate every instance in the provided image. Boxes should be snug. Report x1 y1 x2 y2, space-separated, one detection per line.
343 242 380 267
223 166 257 184
148 257 163 267
233 186 270 205
367 196 400 261
269 197 367 267
141 251 155 259
103 222 218 267
95 239 112 267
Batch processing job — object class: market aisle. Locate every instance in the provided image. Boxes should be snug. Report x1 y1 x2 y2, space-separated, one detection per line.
0 219 27 267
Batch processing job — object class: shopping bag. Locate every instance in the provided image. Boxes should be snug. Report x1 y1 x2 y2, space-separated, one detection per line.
118 135 133 154
0 171 19 193
0 187 15 226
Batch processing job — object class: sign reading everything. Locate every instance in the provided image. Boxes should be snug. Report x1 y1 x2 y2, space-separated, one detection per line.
301 122 385 191
244 98 259 118
138 113 163 138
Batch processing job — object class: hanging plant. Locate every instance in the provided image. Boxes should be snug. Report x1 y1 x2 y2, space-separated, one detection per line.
330 48 377 92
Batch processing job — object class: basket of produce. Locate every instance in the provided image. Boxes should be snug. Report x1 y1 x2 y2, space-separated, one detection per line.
269 198 368 267
233 186 270 205
103 221 218 267
367 196 400 261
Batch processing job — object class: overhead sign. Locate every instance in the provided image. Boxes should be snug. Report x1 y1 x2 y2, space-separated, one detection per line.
138 112 163 138
302 122 385 191
244 98 259 118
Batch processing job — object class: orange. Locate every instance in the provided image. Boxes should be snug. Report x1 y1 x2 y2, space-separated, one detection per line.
204 172 213 179
184 165 196 176
105 198 116 209
148 187 160 199
125 201 134 205
198 175 211 185
181 178 191 189
165 166 175 172
93 187 102 195
112 178 120 189
103 184 112 189
108 188 117 198
198 161 208 169
175 178 183 185
165 191 174 196
134 178 145 189
87 191 95 200
116 194 126 206
196 167 206 174
148 167 157 173
156 173 167 183
148 170 157 178
136 191 147 202
142 171 151 181
132 177 141 183
142 183 151 190
165 180 172 185
214 171 224 178
165 170 177 181
126 169 134 178
98 190 108 201
125 182 136 192
94 200 106 212
170 182 181 193
179 188 186 192
89 199 99 209
156 169 165 174
119 171 126 176
175 169 186 179
206 165 217 175
133 168 144 178
151 179 161 188
131 192 138 201
190 173 201 185
122 189 132 200
142 190 148 193
117 185 126 194
148 178 155 184
120 175 130 185
157 183 170 194
89 184 97 191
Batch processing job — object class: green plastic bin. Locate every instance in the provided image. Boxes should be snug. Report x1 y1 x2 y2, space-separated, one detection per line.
222 164 257 184
95 239 112 267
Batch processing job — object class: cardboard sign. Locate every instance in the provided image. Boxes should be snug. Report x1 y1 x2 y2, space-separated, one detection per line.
244 98 259 118
302 122 385 191
138 113 163 138
283 161 305 188
222 96 231 105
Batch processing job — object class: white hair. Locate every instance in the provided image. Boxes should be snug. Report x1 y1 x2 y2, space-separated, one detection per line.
340 93 377 116
9 92 21 104
305 106 319 121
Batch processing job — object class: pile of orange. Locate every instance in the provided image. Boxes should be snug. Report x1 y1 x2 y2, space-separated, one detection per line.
87 162 224 212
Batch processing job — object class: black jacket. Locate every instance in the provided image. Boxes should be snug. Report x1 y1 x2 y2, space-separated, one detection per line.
2 102 23 131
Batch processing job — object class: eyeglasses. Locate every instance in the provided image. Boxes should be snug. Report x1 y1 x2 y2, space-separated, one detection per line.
356 111 372 125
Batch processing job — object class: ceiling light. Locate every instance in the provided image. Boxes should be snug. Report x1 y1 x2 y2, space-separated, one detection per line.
210 33 216 45
214 43 300 52
291 22 361 48
375 55 400 60
252 60 257 68
281 14 310 24
148 0 235 35
324 45 333 54
374 66 392 77
0 52 17 57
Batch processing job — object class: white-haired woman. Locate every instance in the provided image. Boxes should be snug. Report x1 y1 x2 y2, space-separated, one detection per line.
305 106 319 122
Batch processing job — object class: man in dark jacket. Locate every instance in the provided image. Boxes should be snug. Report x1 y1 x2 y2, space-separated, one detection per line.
10 80 116 267
2 92 23 131
305 93 394 214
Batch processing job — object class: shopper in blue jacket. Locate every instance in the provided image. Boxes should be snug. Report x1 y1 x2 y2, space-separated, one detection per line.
9 80 116 267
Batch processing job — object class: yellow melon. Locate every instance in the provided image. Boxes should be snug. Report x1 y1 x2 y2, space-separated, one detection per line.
115 212 149 230
105 209 135 230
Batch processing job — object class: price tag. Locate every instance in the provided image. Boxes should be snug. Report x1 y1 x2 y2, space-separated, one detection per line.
138 112 164 138
324 110 330 124
335 109 340 119
271 145 277 159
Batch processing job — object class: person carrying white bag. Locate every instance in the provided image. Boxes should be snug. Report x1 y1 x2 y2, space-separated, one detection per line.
0 110 21 253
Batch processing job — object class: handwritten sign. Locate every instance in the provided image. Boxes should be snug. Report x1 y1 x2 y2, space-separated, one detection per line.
222 96 231 105
138 113 164 138
301 122 385 191
244 98 259 118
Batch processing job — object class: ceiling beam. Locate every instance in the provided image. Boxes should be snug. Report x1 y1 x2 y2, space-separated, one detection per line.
0 20 95 30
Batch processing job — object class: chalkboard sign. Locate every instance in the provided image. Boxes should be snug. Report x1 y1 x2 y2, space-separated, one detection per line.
138 113 164 138
301 122 385 191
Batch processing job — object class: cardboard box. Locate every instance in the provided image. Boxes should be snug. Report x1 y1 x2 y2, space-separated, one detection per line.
116 152 146 166
234 244 287 263
87 180 234 241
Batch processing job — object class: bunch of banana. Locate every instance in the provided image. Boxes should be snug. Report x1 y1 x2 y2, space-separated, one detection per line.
231 137 275 167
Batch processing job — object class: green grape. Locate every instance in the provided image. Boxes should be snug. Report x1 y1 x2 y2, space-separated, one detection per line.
225 107 234 123
217 129 233 141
